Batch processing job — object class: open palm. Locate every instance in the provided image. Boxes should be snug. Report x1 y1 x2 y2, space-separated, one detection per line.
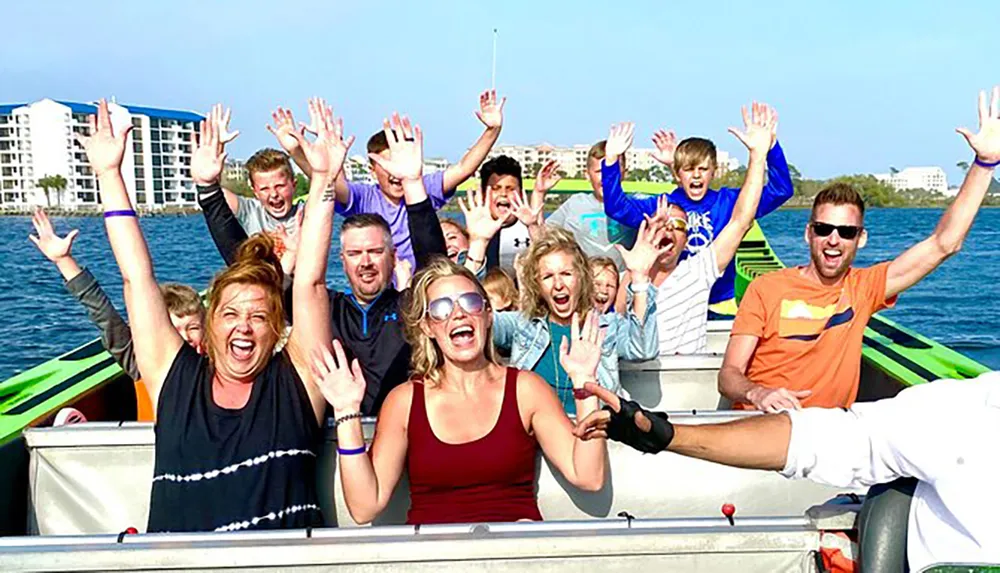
77 99 132 177
267 107 304 153
651 129 677 166
728 101 776 154
616 220 671 277
606 122 635 161
475 89 506 128
958 86 1000 163
559 311 605 382
369 113 423 181
28 208 78 262
460 187 504 242
311 340 366 415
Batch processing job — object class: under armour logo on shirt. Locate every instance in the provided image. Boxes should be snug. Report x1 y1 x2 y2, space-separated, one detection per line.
384 313 398 322
513 238 531 248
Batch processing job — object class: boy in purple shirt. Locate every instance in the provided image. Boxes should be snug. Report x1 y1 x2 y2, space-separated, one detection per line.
270 90 506 268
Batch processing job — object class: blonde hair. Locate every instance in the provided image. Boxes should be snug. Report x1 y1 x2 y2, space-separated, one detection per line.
203 233 285 367
401 257 499 387
440 218 469 241
519 227 594 321
483 267 518 309
674 137 718 171
160 283 203 318
589 256 619 279
246 148 294 184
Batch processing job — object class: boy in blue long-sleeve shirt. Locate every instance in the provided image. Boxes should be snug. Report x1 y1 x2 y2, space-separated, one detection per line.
602 104 794 314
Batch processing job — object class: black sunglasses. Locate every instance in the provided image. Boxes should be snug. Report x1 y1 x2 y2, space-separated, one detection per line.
426 292 487 322
810 221 863 240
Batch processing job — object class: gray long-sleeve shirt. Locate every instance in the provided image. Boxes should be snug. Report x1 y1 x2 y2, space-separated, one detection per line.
64 268 139 380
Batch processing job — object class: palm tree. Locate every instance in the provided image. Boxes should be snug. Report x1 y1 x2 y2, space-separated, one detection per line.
37 174 68 207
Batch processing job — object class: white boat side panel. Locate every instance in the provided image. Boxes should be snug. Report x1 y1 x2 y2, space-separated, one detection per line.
25 420 861 536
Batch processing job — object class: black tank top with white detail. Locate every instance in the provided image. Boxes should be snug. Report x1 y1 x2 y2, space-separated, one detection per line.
148 344 323 532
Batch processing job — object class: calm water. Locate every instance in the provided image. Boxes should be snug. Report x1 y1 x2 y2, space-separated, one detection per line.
0 208 998 380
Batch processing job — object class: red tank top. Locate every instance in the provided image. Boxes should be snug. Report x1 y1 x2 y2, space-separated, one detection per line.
406 367 542 525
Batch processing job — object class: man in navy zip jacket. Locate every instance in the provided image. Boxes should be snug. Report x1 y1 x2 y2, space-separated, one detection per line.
198 108 447 415
602 104 793 312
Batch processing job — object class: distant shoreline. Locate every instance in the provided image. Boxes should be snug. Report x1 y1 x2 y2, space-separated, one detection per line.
0 207 201 218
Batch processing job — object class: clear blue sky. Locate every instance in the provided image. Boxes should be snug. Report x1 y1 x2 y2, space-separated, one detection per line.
4 0 997 184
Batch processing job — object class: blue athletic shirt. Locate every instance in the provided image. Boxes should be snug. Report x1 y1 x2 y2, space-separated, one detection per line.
601 141 794 304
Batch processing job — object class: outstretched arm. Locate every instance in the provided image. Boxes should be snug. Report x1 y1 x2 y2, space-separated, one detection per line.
288 98 354 423
885 86 1000 299
755 106 795 217
531 312 607 491
442 90 505 193
711 102 775 273
29 209 139 380
602 122 659 228
81 100 181 407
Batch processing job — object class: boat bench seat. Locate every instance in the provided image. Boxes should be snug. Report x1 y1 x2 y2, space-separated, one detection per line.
621 354 729 411
23 414 861 535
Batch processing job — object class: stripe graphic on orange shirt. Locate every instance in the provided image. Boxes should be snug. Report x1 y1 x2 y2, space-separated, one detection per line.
778 299 855 341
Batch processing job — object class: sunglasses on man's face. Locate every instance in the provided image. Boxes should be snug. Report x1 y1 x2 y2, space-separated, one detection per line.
426 292 487 322
810 221 863 240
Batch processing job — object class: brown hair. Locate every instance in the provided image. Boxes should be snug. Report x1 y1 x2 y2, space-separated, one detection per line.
519 227 595 321
588 140 627 170
246 148 293 183
674 137 717 171
811 182 866 219
589 256 619 279
203 233 285 367
440 218 469 241
160 283 203 318
401 257 499 387
367 131 389 156
483 267 518 309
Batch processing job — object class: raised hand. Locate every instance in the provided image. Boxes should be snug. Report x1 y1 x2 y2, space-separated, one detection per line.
534 158 562 197
311 339 366 416
459 187 504 242
728 101 777 155
651 129 677 167
746 386 812 413
291 98 354 178
76 99 132 177
368 113 423 181
266 107 305 154
393 256 413 290
213 104 240 145
616 219 672 279
957 86 1000 163
559 311 605 384
605 122 635 163
190 104 232 186
475 89 506 129
28 208 78 263
509 187 544 228
274 208 304 275
643 195 673 231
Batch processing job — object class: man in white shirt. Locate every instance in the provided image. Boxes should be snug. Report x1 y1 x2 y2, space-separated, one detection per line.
575 373 1000 571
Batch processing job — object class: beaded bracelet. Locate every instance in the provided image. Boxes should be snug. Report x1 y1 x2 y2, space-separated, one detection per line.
334 412 362 427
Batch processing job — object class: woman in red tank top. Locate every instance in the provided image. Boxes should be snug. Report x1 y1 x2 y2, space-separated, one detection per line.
314 257 609 525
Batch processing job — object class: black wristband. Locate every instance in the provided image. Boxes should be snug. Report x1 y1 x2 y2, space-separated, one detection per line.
603 399 674 454
334 412 362 427
196 182 222 194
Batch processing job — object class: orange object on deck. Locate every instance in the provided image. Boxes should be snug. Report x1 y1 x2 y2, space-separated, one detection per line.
134 380 154 422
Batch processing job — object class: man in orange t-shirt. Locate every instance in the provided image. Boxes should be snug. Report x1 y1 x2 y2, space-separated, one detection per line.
720 107 999 411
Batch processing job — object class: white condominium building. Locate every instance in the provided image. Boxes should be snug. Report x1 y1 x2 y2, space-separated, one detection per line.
0 98 204 210
486 143 737 178
874 167 948 194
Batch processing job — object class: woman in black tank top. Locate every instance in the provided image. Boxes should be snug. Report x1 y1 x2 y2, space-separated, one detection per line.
82 100 351 531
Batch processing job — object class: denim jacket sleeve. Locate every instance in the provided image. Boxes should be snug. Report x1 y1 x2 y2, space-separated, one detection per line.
614 282 659 361
491 310 524 351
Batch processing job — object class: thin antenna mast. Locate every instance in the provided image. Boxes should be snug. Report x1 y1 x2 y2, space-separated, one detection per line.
491 28 498 90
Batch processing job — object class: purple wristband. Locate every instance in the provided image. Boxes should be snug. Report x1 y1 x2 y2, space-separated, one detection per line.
337 445 367 456
104 209 137 218
974 157 1000 169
